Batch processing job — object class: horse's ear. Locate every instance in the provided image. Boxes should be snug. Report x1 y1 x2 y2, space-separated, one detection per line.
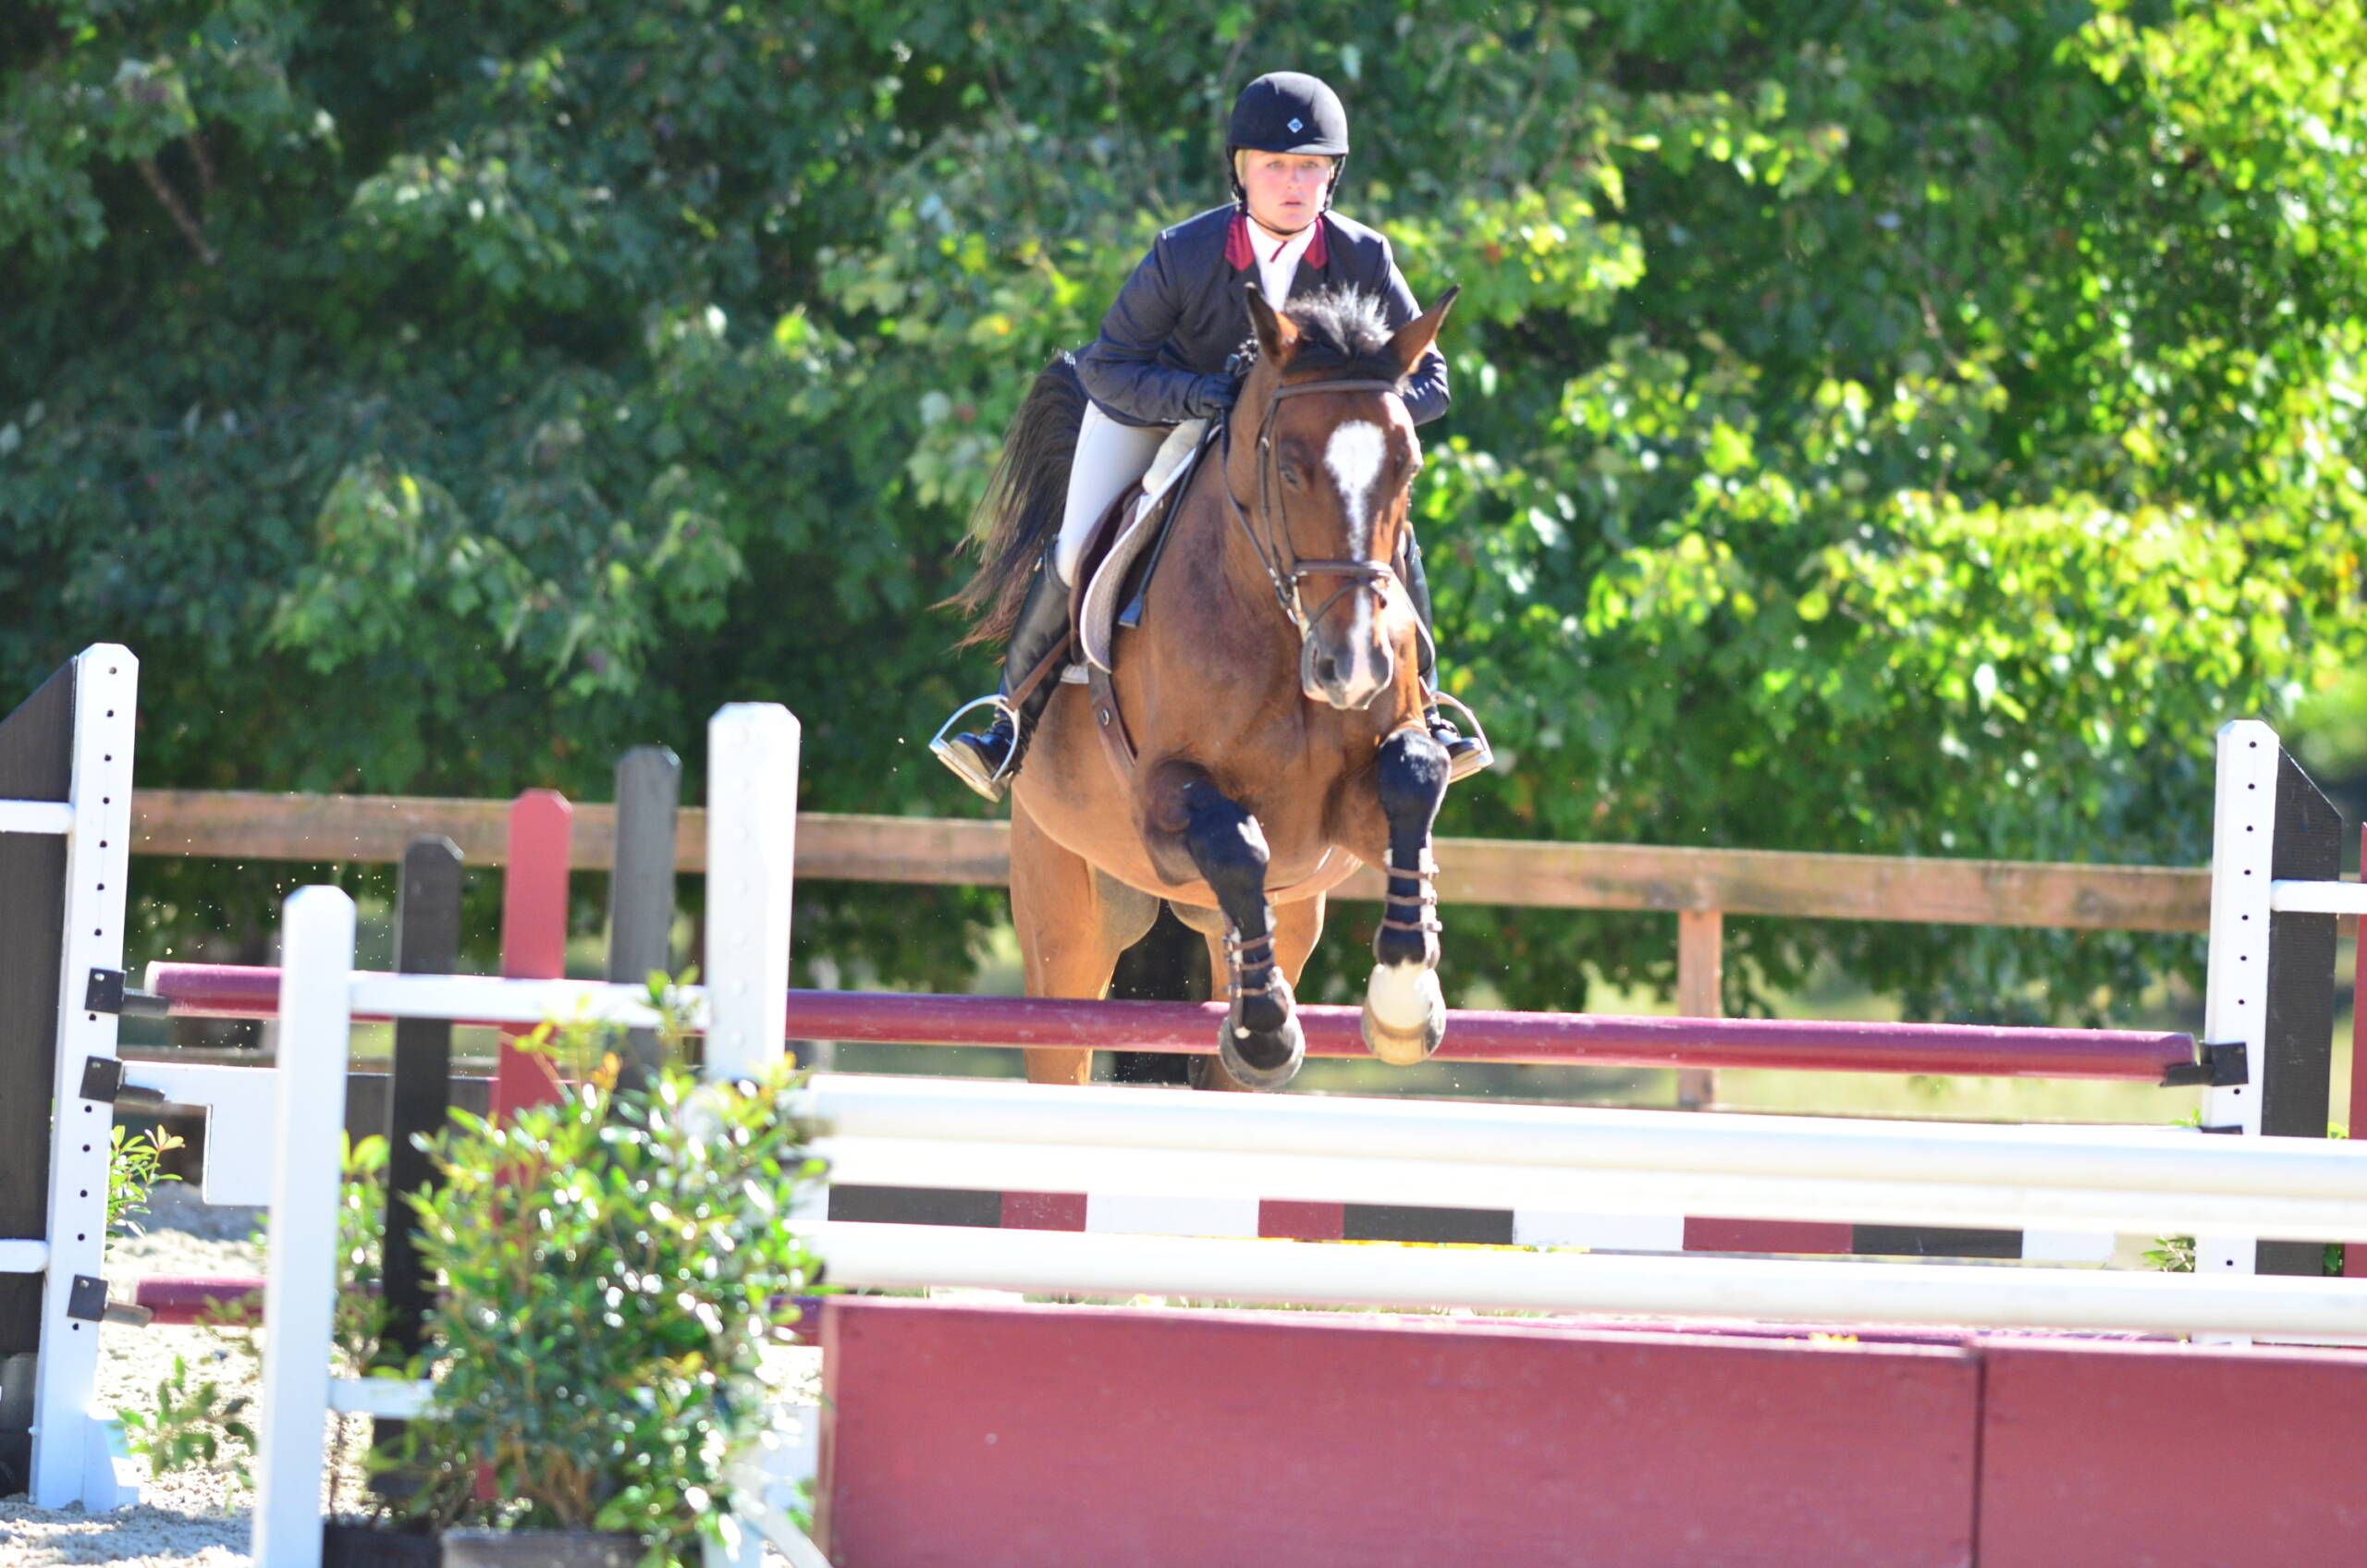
1387 285 1459 377
1245 282 1296 364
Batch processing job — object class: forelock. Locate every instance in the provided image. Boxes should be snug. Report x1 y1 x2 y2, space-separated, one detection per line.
1282 288 1400 382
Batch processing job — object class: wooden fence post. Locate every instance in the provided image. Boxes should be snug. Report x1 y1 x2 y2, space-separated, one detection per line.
490 791 570 1121
608 746 681 1087
374 836 460 1488
1675 909 1723 1110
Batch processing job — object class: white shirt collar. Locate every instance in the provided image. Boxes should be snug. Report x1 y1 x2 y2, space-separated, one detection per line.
1249 218 1318 309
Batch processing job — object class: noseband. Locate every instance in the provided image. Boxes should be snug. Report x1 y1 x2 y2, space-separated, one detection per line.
1218 374 1406 642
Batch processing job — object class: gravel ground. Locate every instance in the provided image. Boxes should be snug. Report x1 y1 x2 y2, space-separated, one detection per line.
4 1229 286 1566
3 1227 818 1567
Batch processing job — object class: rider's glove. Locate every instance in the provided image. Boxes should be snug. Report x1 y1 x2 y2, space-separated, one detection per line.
1187 373 1242 418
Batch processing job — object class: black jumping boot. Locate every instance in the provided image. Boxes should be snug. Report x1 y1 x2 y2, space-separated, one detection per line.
1400 533 1492 783
931 553 1075 802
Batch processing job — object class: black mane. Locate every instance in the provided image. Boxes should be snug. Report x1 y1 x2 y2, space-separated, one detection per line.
1281 288 1400 381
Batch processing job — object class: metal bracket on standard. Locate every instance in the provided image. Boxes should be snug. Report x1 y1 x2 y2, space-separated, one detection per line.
2159 1038 2249 1089
83 966 170 1019
65 1276 108 1324
64 1275 148 1329
76 1057 164 1107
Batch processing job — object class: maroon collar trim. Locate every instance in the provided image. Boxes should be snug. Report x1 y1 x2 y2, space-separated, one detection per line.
1226 212 1255 270
1226 213 1331 274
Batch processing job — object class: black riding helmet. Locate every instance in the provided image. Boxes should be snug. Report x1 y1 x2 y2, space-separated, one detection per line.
1226 71 1349 216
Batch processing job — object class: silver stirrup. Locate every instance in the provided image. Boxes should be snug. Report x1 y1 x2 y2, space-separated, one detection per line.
1432 691 1494 784
929 693 1018 802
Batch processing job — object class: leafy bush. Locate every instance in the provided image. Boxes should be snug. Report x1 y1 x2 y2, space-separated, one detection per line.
105 1123 183 1238
397 1039 825 1563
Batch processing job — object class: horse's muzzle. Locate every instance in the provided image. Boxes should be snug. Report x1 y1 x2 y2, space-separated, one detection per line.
1288 559 1401 710
1302 632 1395 710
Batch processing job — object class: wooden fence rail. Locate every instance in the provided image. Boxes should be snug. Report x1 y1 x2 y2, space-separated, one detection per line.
129 790 2221 1099
130 790 2214 931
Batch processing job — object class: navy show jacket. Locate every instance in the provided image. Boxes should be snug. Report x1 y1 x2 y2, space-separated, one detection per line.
1076 204 1451 430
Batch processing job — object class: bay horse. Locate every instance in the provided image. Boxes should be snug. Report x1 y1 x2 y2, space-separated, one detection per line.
953 283 1460 1090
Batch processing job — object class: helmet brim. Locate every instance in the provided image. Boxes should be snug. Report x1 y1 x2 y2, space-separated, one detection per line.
1231 137 1349 158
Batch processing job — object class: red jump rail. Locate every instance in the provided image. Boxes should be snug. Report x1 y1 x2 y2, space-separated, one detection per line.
143 962 2197 1082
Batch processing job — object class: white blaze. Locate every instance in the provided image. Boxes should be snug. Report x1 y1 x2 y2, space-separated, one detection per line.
1323 420 1388 552
1316 420 1392 703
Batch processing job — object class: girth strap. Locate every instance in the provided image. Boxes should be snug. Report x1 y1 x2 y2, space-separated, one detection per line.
1085 661 1138 784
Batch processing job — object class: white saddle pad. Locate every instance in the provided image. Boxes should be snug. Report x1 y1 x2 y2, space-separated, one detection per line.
1078 419 1207 672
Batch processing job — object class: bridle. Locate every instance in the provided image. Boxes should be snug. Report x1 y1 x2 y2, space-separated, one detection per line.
1216 374 1407 647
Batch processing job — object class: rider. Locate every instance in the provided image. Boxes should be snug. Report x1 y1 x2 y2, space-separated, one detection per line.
934 69 1489 801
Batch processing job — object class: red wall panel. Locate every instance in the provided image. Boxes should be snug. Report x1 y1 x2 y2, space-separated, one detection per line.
819 1298 1980 1568
1977 1337 2367 1566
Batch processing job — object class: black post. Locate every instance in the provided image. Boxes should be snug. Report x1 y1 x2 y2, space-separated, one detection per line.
609 746 681 1086
0 659 74 1497
372 837 461 1487
2259 749 2341 1276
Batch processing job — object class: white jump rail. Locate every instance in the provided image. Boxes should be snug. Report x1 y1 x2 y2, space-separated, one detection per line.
2269 881 2367 915
0 800 76 836
791 1072 2367 1243
0 1242 50 1273
809 1221 2367 1340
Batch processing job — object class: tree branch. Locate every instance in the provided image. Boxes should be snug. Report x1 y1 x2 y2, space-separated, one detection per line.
135 156 218 265
185 129 215 197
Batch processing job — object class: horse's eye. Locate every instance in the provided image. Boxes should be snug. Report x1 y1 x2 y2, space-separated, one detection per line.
1279 465 1304 489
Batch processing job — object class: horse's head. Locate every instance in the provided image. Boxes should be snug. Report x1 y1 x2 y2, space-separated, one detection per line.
1233 282 1458 713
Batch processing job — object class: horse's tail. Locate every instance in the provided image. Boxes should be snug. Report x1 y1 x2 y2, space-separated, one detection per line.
945 352 1089 648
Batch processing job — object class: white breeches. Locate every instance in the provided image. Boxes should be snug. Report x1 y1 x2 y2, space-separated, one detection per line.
1054 403 1171 587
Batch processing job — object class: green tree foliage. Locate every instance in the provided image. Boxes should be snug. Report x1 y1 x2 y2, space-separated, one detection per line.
5 1 2362 1017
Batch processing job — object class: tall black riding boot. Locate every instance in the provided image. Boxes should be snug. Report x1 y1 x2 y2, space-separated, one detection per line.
931 552 1074 802
1400 533 1492 783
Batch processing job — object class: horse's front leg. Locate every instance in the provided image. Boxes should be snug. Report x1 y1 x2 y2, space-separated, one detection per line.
1187 895 1324 1092
1156 769 1305 1091
1363 726 1450 1065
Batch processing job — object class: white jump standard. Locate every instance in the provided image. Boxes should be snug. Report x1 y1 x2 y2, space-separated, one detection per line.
0 645 140 1512
251 704 808 1568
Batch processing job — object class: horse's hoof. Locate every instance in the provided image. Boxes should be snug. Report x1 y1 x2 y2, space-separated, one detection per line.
1219 1015 1305 1091
1362 963 1446 1066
